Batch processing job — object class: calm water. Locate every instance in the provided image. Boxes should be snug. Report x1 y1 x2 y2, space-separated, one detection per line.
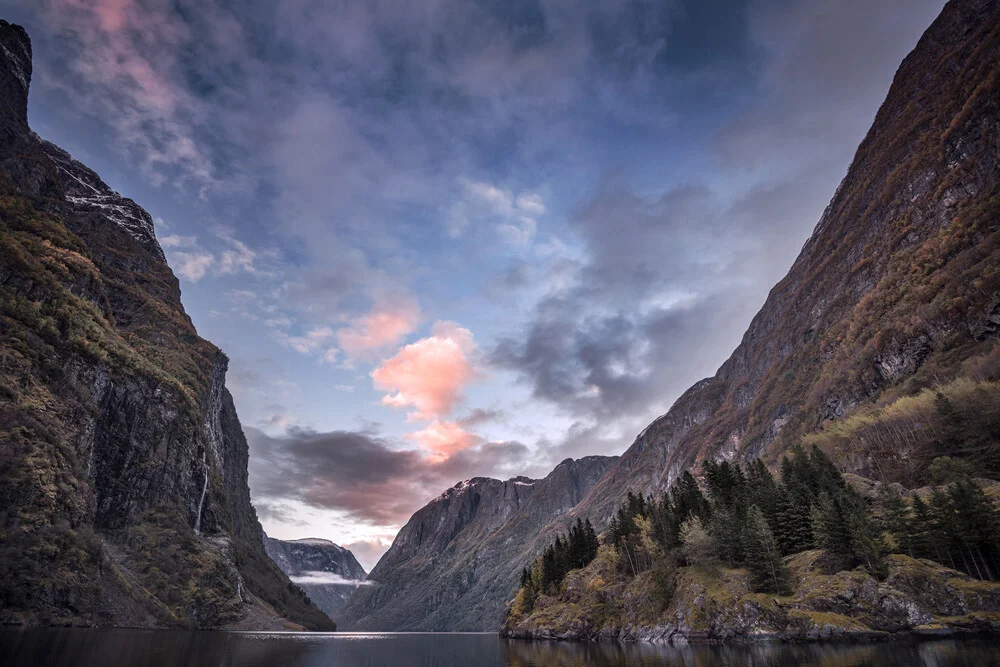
2 629 999 667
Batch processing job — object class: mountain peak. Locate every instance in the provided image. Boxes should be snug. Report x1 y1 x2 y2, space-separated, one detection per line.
0 20 31 137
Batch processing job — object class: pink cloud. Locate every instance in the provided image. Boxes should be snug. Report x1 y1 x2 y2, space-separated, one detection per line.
406 420 479 458
95 0 130 32
371 321 478 421
39 0 218 186
337 298 420 360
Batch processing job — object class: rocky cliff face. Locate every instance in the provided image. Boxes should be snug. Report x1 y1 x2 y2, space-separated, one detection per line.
337 455 617 631
264 537 367 619
568 0 1000 524
0 20 331 630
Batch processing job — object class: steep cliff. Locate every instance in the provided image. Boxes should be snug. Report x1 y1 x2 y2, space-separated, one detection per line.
337 455 617 631
0 20 332 630
264 536 367 619
570 0 1000 524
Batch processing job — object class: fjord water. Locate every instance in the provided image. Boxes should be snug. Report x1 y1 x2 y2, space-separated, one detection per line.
3 630 1000 667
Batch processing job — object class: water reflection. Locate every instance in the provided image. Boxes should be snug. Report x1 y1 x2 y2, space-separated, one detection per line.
2 629 999 667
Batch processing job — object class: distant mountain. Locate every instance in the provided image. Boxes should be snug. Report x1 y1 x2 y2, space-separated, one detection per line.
343 0 1000 633
0 20 331 630
264 536 367 619
337 456 617 631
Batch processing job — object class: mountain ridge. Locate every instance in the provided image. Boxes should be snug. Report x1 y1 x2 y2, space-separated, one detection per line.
0 19 331 630
337 454 617 631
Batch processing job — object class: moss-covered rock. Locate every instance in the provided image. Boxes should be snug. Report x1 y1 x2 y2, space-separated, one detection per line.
501 550 1000 643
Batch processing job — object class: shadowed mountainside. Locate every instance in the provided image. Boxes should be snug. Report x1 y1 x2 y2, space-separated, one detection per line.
337 456 616 631
0 19 331 630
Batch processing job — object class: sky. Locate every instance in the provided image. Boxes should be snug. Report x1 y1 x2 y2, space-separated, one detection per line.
1 0 946 570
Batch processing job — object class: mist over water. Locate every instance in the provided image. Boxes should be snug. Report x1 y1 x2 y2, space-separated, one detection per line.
3 629 999 667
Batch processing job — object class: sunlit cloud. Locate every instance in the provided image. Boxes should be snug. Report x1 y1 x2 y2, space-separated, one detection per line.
406 420 479 459
371 321 478 422
337 296 420 361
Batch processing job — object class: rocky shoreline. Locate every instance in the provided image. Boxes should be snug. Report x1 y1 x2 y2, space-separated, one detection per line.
501 551 1000 645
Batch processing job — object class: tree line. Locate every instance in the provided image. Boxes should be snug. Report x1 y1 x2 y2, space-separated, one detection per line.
511 446 1000 617
515 518 598 615
881 473 1000 580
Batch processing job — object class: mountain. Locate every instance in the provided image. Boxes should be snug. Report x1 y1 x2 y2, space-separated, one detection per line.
0 20 332 630
336 456 617 631
565 0 1000 524
345 0 1000 633
264 536 367 619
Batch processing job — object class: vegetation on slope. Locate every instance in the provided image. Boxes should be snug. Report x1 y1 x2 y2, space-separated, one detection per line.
513 518 599 618
504 449 1000 641
805 371 1000 485
0 185 330 629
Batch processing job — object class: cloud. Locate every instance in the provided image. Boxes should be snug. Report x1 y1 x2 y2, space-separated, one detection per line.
246 426 533 526
371 321 478 422
336 296 421 361
457 407 508 429
278 326 338 363
160 234 196 248
405 420 478 459
161 229 263 283
515 193 546 216
288 572 369 586
491 0 946 442
36 0 228 187
168 250 214 282
455 178 545 246
217 230 259 275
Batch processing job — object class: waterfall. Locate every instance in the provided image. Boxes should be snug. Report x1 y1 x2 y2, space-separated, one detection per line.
194 451 209 535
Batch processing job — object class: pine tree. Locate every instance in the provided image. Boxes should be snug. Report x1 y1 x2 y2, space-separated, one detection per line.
709 506 745 567
583 519 599 563
843 488 888 578
812 491 852 559
908 494 943 563
809 446 845 495
814 487 886 576
879 487 913 557
945 479 999 581
672 471 708 522
775 483 814 554
929 487 961 571
745 505 792 594
746 459 778 521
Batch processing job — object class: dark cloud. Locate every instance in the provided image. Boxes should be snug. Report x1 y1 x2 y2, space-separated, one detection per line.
457 407 509 428
246 426 534 525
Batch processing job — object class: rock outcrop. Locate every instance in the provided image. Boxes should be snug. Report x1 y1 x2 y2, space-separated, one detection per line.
0 20 331 630
337 456 617 631
501 550 1000 642
264 537 367 619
